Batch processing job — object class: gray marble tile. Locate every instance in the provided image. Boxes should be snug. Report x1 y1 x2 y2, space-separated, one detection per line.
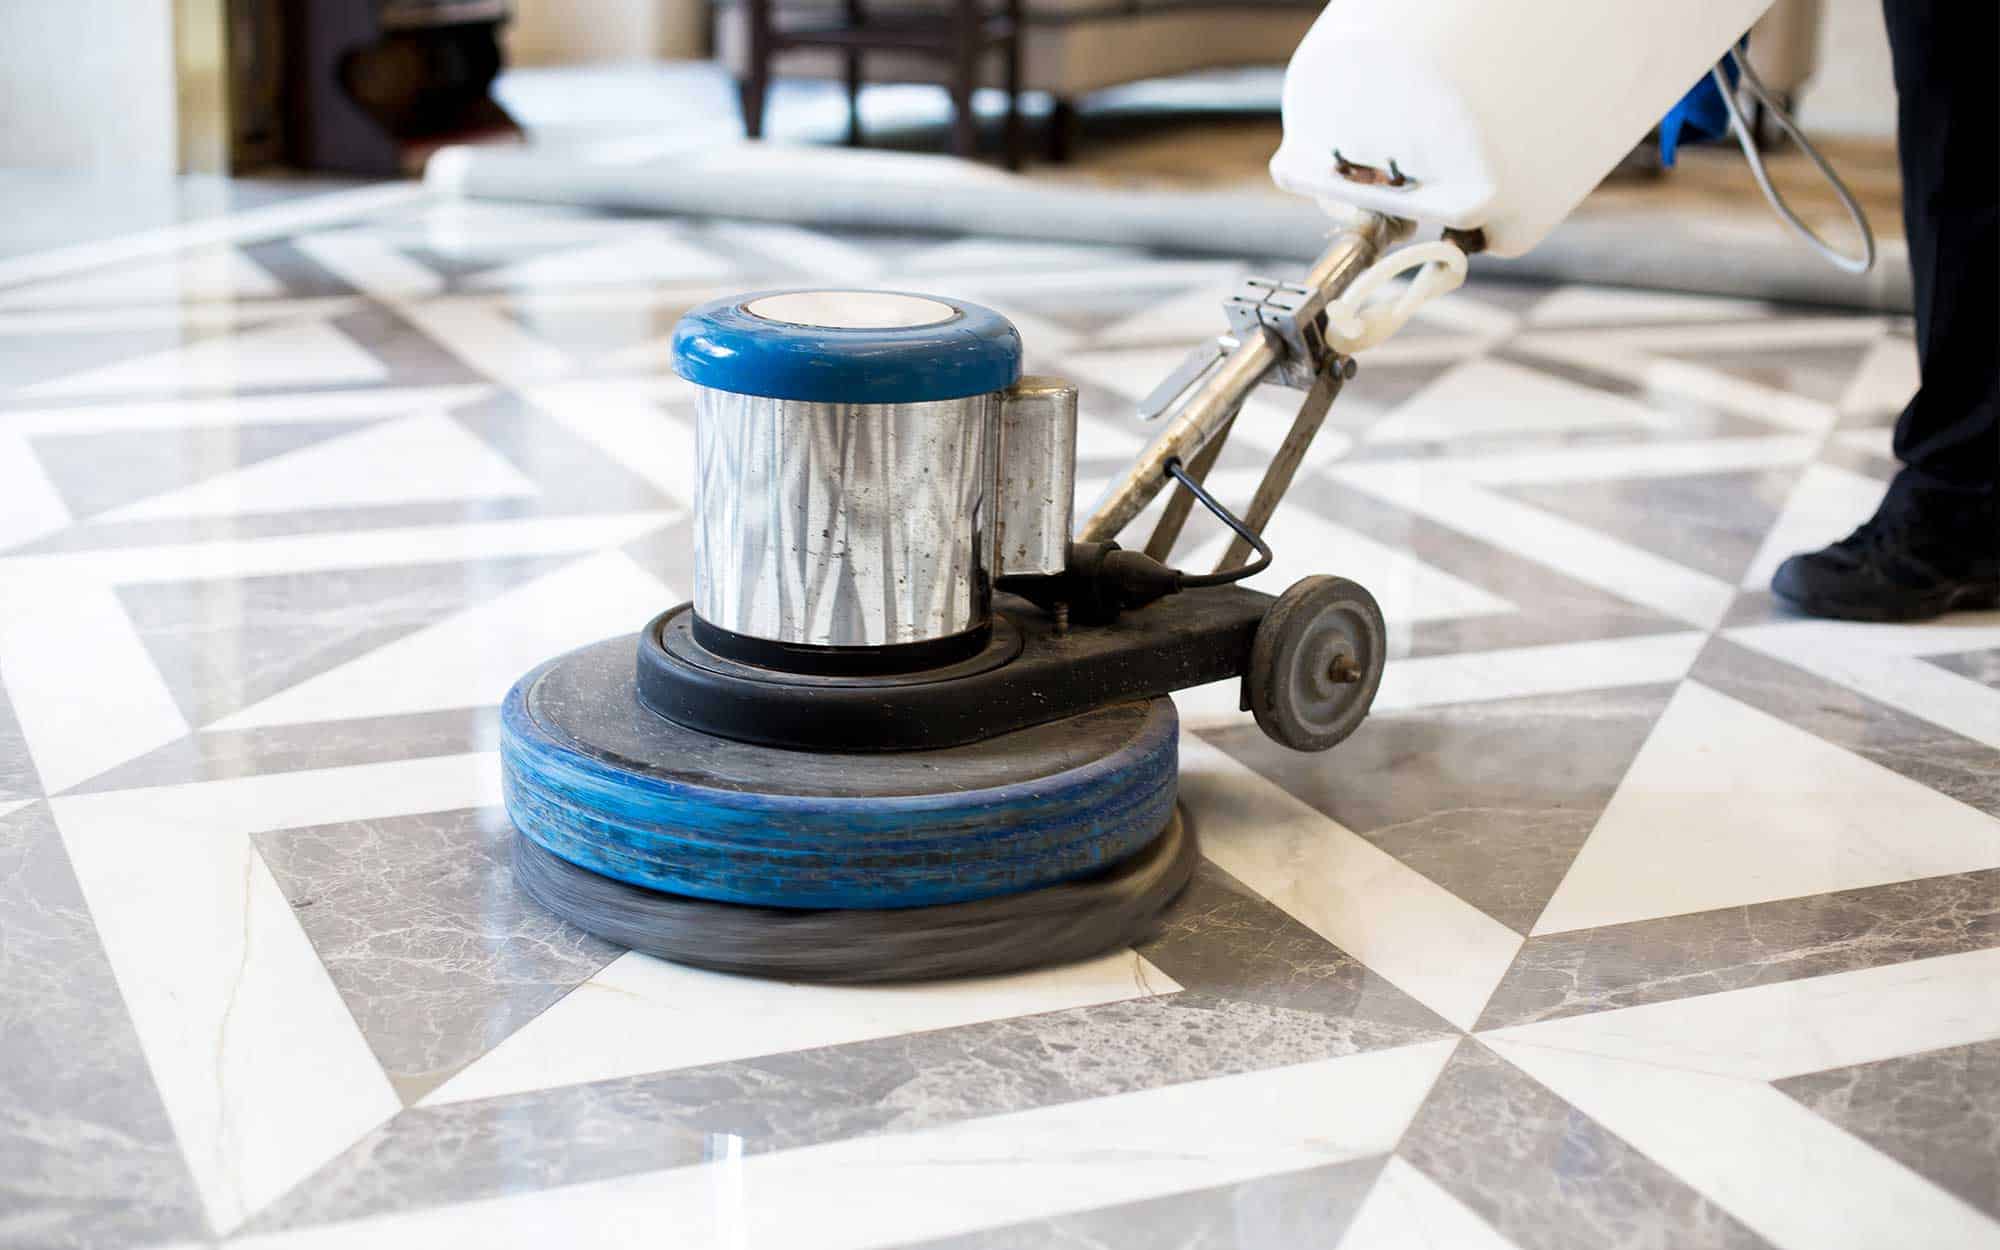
1477 868 2000 1030
1656 342 1871 405
1928 647 2000 692
329 304 486 386
67 706 498 794
906 1155 1386 1250
27 420 375 521
248 991 1429 1232
1200 684 1675 934
1400 1040 1773 1250
117 553 567 729
1496 469 1797 584
1140 862 1457 1036
1694 638 2000 818
499 300 695 359
252 805 620 1103
1775 1039 2000 1220
236 240 375 300
457 390 683 514
0 803 208 1249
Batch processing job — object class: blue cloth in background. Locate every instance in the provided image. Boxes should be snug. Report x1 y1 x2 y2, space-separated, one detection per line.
1659 54 1741 166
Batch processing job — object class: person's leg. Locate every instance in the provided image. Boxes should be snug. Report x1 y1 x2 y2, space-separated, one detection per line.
1771 0 1998 621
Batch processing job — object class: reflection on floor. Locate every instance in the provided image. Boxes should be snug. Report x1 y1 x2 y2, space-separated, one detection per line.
1 194 1996 1250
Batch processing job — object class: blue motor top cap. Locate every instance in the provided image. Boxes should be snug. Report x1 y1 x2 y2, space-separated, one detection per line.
671 289 1023 404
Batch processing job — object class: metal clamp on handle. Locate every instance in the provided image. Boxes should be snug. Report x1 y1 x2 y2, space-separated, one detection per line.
1079 212 1394 548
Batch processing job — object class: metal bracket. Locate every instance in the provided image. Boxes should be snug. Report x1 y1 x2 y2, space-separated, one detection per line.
1221 276 1344 391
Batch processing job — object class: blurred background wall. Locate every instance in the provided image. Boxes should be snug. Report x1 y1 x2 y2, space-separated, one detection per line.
0 0 180 172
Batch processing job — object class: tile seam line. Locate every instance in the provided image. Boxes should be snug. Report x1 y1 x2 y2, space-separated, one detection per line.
1477 1033 1784 1085
0 184 432 292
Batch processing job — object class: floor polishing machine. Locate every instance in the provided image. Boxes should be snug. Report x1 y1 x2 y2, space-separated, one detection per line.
503 0 1869 981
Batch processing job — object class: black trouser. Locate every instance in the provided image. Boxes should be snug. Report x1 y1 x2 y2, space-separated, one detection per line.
1881 0 1998 501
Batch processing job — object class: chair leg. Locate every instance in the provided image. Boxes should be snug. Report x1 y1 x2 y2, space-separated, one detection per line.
740 0 773 138
950 0 980 159
844 51 864 145
1001 0 1022 168
1046 95 1074 163
842 0 864 146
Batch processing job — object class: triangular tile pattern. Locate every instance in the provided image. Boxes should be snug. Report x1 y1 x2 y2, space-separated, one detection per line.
117 553 569 727
97 410 540 522
22 318 388 397
0 246 283 308
30 419 373 519
253 804 622 1104
1656 340 1872 405
209 549 672 730
1496 467 1800 585
1203 683 1674 934
1774 1039 2000 1220
1534 681 2000 934
2 198 1996 1249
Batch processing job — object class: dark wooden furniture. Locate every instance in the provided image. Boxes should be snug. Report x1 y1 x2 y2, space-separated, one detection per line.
737 0 1025 168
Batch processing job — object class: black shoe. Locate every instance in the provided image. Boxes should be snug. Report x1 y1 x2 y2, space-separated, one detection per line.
1771 479 1999 622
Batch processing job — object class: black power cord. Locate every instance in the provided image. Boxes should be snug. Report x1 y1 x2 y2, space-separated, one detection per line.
1163 458 1272 587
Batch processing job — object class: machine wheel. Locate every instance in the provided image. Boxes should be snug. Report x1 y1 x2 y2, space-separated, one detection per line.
1247 575 1386 751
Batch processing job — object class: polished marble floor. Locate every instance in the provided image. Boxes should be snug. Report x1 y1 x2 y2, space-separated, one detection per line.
1 188 1996 1250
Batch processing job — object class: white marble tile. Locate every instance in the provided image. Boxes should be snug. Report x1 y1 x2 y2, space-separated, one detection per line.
49 754 504 1231
1180 490 1517 627
20 318 389 397
1533 681 2000 935
424 948 1181 1106
1832 424 1897 461
0 384 494 436
98 410 540 522
1423 434 1818 487
0 183 425 290
0 245 285 309
0 431 71 550
1090 272 1247 347
1337 1156 1525 1250
1508 336 1837 434
1520 317 1889 354
1179 736 1521 1029
1332 463 1736 627
0 297 364 336
1728 616 2000 751
212 549 672 730
1740 462 1888 588
0 582 186 793
396 297 579 387
1836 335 1920 419
1364 357 1676 445
466 230 737 290
293 233 446 300
1485 946 2000 1082
1370 632 1706 713
1487 1037 2000 1250
0 509 677 587
243 1040 1459 1250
